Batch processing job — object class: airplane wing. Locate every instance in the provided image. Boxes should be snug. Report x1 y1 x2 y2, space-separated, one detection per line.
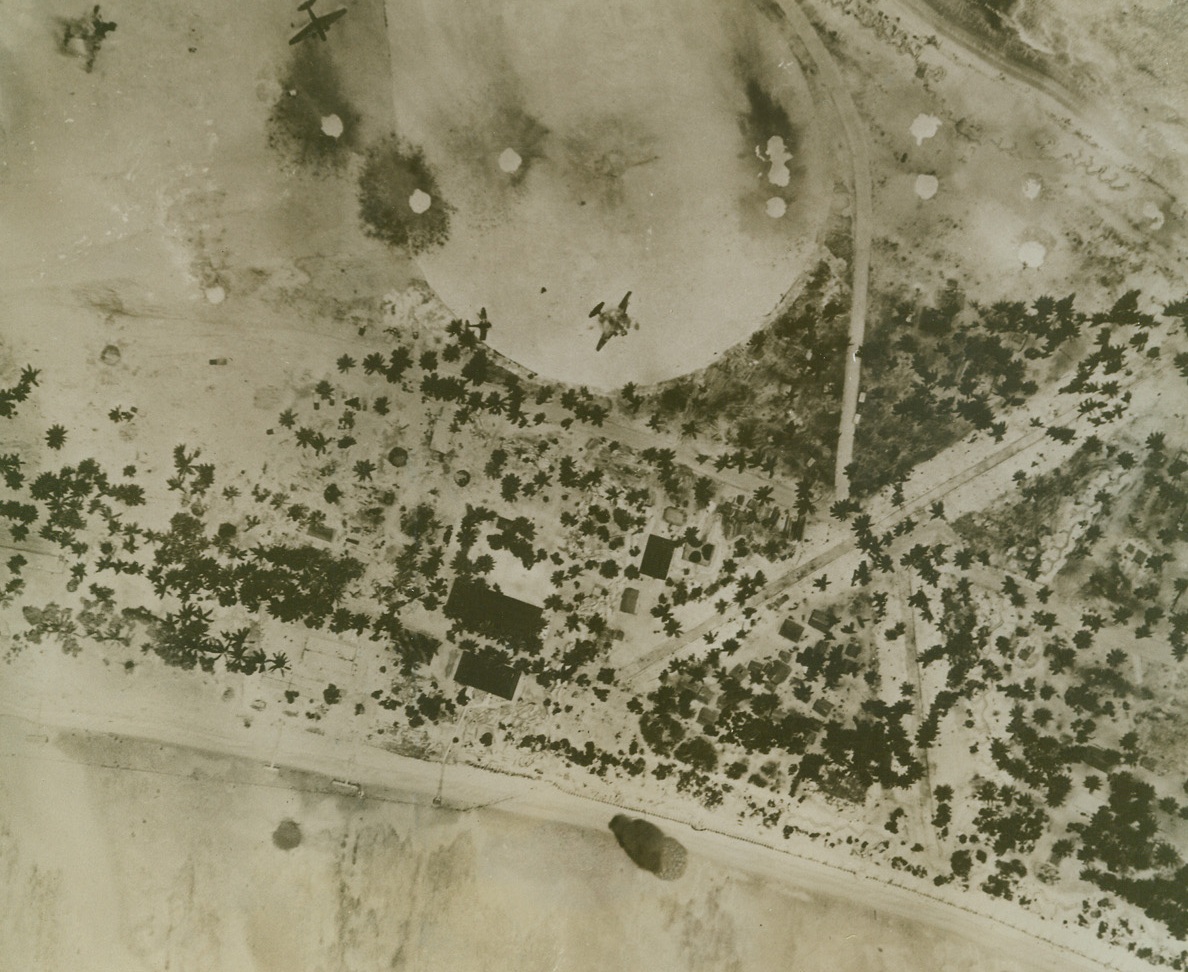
588 302 604 319
618 291 632 311
320 8 348 27
289 20 319 44
595 333 610 351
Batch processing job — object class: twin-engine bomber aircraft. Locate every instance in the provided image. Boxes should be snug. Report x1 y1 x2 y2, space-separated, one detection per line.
289 0 347 45
589 291 633 351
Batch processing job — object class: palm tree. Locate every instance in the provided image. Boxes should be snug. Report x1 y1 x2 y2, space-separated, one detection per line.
269 652 290 673
45 425 67 450
336 355 356 373
386 347 413 380
173 444 197 474
1172 577 1188 609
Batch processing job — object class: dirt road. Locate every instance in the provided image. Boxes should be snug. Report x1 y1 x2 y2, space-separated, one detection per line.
0 650 1148 972
754 0 873 498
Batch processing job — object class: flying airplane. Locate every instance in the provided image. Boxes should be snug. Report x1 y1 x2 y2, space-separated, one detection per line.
289 0 348 45
465 307 492 342
589 291 633 351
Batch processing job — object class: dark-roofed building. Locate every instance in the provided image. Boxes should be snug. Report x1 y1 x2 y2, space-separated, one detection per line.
307 521 336 543
639 535 678 580
779 618 805 642
619 587 640 614
444 578 544 646
453 652 522 701
1078 745 1121 773
808 608 838 634
766 659 793 685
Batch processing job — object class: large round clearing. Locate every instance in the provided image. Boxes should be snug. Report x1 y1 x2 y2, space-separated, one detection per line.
383 0 832 387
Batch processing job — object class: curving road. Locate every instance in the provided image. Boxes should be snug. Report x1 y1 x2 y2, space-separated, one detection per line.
885 0 1174 200
754 0 873 499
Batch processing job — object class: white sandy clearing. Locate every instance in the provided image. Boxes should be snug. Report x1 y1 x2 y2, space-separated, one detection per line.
204 284 226 304
385 0 831 388
909 113 942 145
766 196 787 218
1022 175 1043 200
409 188 433 214
914 174 939 200
320 113 344 138
1018 240 1047 268
1142 201 1165 230
764 135 792 187
499 147 523 173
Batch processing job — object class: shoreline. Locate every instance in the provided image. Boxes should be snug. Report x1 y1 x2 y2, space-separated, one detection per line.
0 696 1149 972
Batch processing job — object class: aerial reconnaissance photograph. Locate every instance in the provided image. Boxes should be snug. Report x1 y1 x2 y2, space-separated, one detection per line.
1 0 1187 968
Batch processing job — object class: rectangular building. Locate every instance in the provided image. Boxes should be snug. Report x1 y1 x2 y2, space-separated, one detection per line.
779 618 805 642
444 578 544 646
619 587 640 614
453 652 522 701
640 535 678 580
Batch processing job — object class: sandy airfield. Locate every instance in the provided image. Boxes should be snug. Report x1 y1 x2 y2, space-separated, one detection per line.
1 720 1051 972
384 0 835 387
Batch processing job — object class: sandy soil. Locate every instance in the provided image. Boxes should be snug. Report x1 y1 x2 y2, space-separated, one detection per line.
0 620 1152 972
385 0 834 388
0 720 1055 972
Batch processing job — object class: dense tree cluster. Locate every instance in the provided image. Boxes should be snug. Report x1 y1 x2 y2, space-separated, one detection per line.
631 259 847 479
